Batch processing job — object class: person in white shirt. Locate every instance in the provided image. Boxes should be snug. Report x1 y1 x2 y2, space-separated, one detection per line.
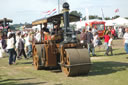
93 33 99 47
123 27 128 58
6 33 16 65
15 32 21 57
26 33 32 58
105 35 113 56
35 30 41 42
24 33 28 53
7 29 12 38
92 27 98 36
118 27 123 38
93 32 102 50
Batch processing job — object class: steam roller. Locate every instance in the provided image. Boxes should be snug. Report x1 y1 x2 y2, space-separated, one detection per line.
32 2 91 76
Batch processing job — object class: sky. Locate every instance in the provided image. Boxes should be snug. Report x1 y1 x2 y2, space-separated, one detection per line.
0 0 128 24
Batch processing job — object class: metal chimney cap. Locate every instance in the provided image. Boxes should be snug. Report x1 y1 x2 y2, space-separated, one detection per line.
63 2 69 9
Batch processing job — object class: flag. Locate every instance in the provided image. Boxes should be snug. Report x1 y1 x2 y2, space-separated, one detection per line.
115 8 119 13
48 8 57 15
42 8 57 17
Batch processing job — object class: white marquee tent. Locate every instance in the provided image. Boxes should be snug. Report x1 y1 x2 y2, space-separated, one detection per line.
113 17 128 26
105 17 128 26
105 20 115 26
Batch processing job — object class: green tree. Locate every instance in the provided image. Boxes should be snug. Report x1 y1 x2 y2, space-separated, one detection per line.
98 17 102 20
82 17 86 20
89 15 98 19
82 15 102 20
105 17 111 20
70 11 82 18
112 15 120 19
125 17 128 19
10 25 16 30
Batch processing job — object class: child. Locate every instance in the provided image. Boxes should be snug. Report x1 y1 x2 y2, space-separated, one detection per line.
105 35 113 56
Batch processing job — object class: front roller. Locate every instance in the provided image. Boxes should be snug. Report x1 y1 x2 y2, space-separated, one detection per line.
33 44 44 70
60 48 91 76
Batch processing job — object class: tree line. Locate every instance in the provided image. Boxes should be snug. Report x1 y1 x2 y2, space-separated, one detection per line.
70 10 128 20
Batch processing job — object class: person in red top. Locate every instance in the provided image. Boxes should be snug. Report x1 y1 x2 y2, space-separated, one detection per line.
111 28 116 39
104 32 110 50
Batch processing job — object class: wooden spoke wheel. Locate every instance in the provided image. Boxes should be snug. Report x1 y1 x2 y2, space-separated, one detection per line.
61 50 70 76
33 55 40 70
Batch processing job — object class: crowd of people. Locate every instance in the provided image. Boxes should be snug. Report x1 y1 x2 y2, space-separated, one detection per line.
0 23 128 65
80 28 101 56
80 26 127 56
0 30 34 65
0 20 64 65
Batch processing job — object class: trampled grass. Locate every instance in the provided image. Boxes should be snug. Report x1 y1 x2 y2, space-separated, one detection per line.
0 39 128 85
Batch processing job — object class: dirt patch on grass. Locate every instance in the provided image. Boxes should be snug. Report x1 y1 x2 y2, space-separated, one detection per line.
113 39 123 48
0 67 7 69
0 66 31 69
16 66 31 69
91 57 109 60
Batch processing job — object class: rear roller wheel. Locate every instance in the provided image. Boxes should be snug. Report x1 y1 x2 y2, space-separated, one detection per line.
33 44 44 70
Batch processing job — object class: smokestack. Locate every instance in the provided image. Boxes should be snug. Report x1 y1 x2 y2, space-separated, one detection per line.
62 2 70 30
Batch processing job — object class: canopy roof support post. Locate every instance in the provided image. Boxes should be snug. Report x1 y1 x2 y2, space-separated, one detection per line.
40 24 43 42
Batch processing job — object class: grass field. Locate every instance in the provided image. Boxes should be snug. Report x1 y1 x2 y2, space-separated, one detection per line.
0 39 128 85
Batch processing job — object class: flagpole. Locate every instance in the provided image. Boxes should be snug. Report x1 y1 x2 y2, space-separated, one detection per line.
58 0 60 13
86 8 89 21
101 8 105 20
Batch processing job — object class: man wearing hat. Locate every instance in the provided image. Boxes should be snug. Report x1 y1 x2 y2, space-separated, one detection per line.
42 23 49 34
42 23 50 40
51 20 63 43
